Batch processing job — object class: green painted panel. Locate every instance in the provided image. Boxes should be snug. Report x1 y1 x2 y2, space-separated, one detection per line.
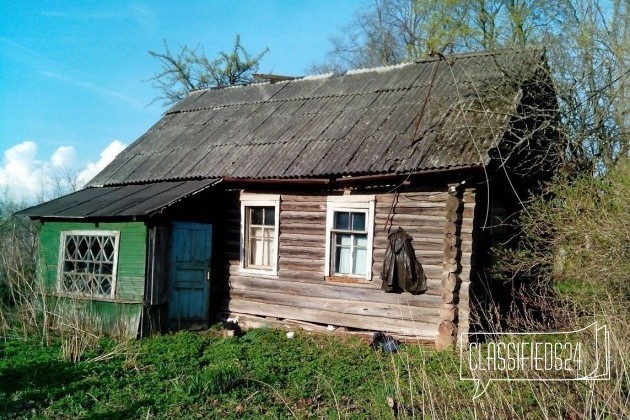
47 296 142 337
39 221 147 302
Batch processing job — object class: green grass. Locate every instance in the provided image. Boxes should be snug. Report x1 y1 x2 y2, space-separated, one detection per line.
0 327 464 419
2 325 626 419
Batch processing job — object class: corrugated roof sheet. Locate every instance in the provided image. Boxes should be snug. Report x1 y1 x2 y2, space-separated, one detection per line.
86 47 548 187
17 179 220 219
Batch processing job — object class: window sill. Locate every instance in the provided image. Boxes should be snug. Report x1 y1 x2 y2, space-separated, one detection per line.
325 276 373 287
238 267 279 277
49 292 141 304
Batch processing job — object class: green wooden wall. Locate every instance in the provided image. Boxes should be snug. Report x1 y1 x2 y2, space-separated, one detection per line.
39 221 147 302
46 296 143 338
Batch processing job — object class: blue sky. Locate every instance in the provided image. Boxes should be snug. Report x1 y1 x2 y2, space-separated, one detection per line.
0 0 365 202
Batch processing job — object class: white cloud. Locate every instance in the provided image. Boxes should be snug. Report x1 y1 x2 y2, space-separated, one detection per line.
77 140 126 186
51 145 76 168
0 140 126 204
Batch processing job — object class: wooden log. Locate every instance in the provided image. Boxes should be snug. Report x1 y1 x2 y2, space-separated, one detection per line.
227 274 443 305
443 234 460 247
439 305 458 322
279 225 326 236
437 320 456 336
374 206 447 216
446 211 462 223
278 269 326 283
441 291 459 305
280 247 325 258
377 194 448 204
223 299 438 338
228 289 441 320
374 213 444 223
279 233 326 242
441 272 459 292
445 196 462 213
280 203 326 212
280 210 326 219
443 223 458 235
280 242 326 250
280 195 327 202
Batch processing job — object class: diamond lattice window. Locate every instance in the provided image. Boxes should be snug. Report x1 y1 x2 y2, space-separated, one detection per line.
58 231 119 298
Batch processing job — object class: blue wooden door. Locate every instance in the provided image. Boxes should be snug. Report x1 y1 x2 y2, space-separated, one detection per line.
169 222 212 329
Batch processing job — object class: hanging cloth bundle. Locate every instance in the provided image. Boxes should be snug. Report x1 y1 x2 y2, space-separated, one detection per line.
381 228 428 294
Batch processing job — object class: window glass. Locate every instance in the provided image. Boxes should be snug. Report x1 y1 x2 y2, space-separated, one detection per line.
59 232 118 298
331 210 368 276
351 213 366 231
334 211 350 230
263 207 275 225
251 207 264 225
246 206 276 269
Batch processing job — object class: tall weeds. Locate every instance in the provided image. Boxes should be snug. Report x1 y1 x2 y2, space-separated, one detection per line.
0 199 118 361
376 159 629 418
0 199 42 340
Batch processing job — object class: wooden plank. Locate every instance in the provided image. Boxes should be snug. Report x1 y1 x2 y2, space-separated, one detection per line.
222 312 436 343
229 289 441 320
279 225 326 235
224 299 438 337
375 207 445 216
281 220 326 228
227 274 444 305
279 233 325 241
280 203 326 211
280 210 326 220
280 247 325 259
375 215 444 226
278 269 326 282
279 239 325 250
280 195 327 202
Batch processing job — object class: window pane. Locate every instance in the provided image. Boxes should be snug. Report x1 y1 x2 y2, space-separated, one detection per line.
334 212 350 230
353 247 367 276
250 226 263 240
263 237 273 266
263 207 275 226
334 245 352 274
351 212 366 231
263 227 275 267
249 238 263 265
65 237 76 259
335 233 352 246
263 227 274 239
354 234 368 248
250 207 264 225
100 279 112 295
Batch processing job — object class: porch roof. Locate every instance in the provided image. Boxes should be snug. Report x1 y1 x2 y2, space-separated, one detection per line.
16 179 220 219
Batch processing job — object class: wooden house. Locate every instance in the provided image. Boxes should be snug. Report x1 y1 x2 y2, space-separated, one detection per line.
19 48 559 348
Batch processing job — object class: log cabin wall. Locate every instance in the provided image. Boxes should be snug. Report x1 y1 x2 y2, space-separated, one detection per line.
219 186 475 343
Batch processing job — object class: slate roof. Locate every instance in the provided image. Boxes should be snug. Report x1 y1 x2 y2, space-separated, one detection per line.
17 179 220 219
89 47 548 187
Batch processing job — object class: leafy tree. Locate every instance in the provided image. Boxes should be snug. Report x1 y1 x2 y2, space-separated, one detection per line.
147 35 269 105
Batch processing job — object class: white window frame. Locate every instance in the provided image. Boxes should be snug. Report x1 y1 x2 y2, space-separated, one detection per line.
325 195 375 281
239 193 280 276
56 230 120 300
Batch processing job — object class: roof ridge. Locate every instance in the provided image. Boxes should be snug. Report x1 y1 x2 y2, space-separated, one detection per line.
175 46 545 100
413 45 545 63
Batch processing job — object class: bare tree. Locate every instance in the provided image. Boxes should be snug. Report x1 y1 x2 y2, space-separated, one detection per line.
147 35 269 106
